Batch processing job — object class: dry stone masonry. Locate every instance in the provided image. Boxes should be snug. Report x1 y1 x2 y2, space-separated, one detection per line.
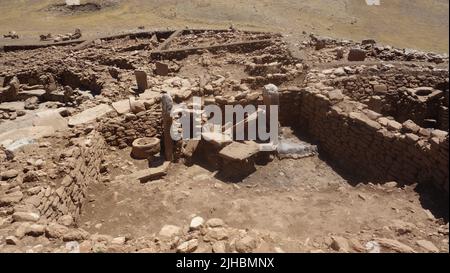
0 29 448 253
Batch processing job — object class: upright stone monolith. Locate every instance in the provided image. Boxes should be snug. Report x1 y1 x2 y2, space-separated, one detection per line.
161 92 174 162
135 70 148 93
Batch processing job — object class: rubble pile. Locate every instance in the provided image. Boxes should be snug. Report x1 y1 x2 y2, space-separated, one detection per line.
169 29 277 49
302 34 448 64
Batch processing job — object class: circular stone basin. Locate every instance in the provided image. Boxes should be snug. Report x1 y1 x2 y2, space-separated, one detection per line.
131 137 161 160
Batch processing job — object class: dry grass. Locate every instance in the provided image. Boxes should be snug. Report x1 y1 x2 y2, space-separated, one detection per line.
0 0 448 53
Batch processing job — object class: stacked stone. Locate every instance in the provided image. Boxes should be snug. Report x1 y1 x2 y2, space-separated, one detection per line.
0 131 106 234
330 68 447 98
279 80 449 194
439 106 448 131
37 132 106 222
99 107 162 148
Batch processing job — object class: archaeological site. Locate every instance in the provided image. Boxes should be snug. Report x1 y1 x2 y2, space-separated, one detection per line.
0 1 449 256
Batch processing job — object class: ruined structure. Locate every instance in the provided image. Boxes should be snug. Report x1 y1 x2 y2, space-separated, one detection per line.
0 29 448 253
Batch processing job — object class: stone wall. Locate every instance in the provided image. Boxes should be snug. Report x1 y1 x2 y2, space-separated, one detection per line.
98 106 162 148
0 131 106 225
324 68 449 129
36 132 106 222
279 85 449 195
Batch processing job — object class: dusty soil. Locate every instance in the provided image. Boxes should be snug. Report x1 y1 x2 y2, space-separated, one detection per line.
79 131 449 253
0 0 448 53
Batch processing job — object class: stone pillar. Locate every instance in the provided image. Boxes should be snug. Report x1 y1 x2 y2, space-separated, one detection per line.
155 62 169 76
161 92 174 162
262 84 279 126
134 70 148 93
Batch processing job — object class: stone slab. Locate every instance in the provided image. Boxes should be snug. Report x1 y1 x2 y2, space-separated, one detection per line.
33 109 68 131
18 89 46 100
68 104 114 126
0 101 25 112
137 161 171 183
219 141 260 161
114 162 171 183
0 126 55 147
202 132 233 148
139 90 161 100
112 99 131 115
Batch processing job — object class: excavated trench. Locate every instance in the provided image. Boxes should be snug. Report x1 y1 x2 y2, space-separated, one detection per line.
0 29 449 253
326 68 449 129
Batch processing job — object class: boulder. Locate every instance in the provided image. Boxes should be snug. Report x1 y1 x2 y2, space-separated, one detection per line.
24 96 39 110
206 218 225 228
402 120 420 133
362 39 376 45
177 239 199 253
0 191 23 205
189 216 205 231
235 235 258 253
212 241 227 253
416 240 439 253
62 229 90 242
130 100 146 114
12 211 40 222
5 236 20 245
26 224 46 236
159 225 181 238
58 215 74 227
327 89 344 101
46 223 70 239
1 169 19 180
376 238 415 253
348 48 366 61
373 84 388 94
330 236 350 252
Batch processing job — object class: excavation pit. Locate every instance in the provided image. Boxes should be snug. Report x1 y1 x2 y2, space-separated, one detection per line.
322 66 449 129
0 29 448 253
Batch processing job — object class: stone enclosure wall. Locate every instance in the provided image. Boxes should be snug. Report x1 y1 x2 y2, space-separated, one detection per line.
39 132 106 222
1 132 106 225
279 79 449 194
325 68 448 130
98 105 162 148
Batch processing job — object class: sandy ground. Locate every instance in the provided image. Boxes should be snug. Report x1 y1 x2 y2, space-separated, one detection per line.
79 144 449 252
0 0 448 53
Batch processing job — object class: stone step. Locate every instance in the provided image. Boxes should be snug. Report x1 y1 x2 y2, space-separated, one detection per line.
68 104 114 126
